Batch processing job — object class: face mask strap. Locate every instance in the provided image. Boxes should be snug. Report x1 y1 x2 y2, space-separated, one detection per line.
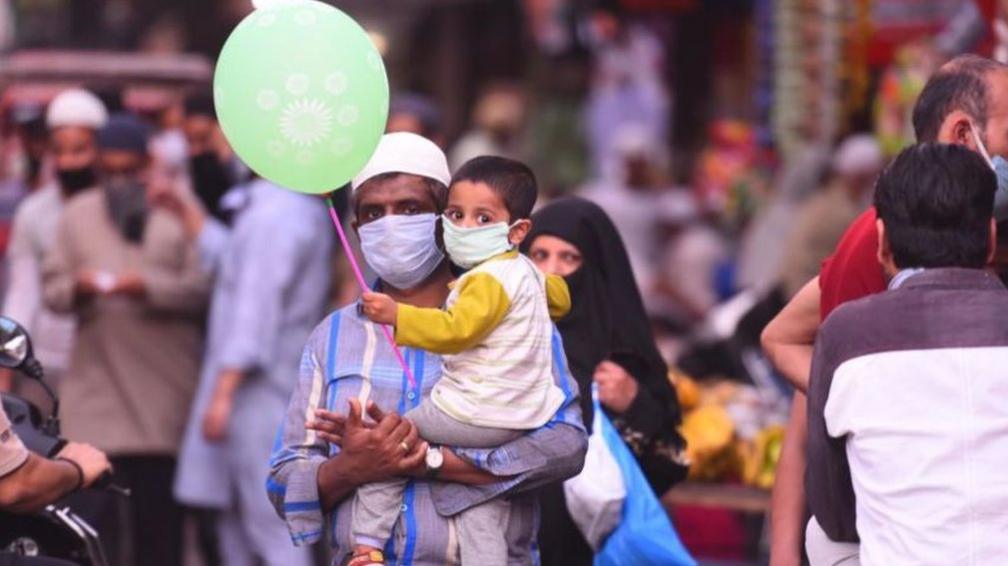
506 219 526 250
970 122 996 169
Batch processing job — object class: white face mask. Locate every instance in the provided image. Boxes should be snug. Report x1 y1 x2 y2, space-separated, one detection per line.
441 215 517 269
358 213 444 290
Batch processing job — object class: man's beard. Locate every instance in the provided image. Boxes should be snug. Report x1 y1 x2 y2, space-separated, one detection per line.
56 166 97 196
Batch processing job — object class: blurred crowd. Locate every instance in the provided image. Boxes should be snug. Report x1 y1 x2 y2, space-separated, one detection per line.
4 0 1008 564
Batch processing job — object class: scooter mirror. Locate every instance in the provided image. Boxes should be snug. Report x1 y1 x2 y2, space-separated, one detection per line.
0 316 32 370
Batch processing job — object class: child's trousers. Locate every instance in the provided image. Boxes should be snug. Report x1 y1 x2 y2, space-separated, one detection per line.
352 399 523 564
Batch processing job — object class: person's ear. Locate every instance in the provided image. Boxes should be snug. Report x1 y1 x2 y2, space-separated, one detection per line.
876 218 897 277
508 219 532 247
939 110 978 149
988 217 998 265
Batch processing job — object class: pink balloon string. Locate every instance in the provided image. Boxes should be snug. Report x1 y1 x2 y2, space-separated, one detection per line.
326 195 417 389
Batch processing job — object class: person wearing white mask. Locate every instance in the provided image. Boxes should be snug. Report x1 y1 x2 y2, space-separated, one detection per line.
267 132 587 565
354 155 571 566
764 54 1008 566
1 88 107 393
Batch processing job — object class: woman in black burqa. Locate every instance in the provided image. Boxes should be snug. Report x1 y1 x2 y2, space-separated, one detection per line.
523 196 688 565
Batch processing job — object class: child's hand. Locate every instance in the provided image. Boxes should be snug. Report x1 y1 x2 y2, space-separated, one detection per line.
361 292 398 325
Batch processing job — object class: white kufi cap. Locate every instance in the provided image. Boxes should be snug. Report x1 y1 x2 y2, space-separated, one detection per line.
46 88 109 131
832 134 884 176
352 132 451 191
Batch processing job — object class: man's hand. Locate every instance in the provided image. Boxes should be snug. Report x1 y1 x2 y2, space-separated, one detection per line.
111 272 146 297
310 404 495 482
594 360 639 413
330 400 426 481
149 181 207 239
360 292 399 326
307 407 365 446
75 270 105 296
315 399 426 511
202 369 244 442
148 180 185 216
202 390 234 442
56 442 112 488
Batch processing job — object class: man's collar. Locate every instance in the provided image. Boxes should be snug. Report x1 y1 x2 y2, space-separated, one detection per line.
888 268 926 290
895 267 1004 292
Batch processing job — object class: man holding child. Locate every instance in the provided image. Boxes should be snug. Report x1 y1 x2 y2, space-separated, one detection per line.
267 132 588 565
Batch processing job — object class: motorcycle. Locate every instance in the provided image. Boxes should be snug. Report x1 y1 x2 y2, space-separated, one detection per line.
0 316 126 565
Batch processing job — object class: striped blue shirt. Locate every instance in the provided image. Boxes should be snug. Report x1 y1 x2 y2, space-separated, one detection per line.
267 303 587 565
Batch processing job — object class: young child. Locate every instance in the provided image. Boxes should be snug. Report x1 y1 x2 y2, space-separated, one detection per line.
350 156 571 566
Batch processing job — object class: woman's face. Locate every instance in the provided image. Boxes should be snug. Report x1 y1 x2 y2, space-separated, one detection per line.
528 234 583 277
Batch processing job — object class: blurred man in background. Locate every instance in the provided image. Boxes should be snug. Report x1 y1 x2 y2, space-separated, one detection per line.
1 89 107 394
584 1 669 181
387 92 444 148
42 113 210 566
449 83 527 170
581 123 671 305
0 102 48 196
171 164 333 564
0 102 48 308
654 191 730 325
182 93 245 222
777 134 884 299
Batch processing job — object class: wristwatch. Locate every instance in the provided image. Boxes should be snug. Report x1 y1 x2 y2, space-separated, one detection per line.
424 445 444 479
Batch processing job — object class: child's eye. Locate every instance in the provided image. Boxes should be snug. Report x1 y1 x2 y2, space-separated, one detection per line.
478 214 491 224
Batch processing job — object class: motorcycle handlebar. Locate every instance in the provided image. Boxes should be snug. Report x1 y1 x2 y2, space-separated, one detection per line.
91 472 131 497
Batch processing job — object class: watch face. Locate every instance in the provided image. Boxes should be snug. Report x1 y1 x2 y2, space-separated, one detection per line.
425 447 444 469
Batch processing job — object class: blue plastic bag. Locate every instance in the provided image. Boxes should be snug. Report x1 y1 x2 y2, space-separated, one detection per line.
594 392 695 566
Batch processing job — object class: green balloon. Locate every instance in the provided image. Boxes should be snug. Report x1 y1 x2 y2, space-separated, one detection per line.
214 0 389 194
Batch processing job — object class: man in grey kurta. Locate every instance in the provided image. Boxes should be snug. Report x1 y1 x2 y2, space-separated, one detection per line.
173 177 333 566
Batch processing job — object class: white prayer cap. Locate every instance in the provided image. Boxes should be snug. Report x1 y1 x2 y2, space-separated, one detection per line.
351 132 451 191
832 134 884 176
612 123 657 157
46 88 109 131
612 122 668 166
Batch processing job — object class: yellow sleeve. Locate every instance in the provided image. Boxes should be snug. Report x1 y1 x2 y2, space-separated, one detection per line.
395 272 511 355
546 274 571 321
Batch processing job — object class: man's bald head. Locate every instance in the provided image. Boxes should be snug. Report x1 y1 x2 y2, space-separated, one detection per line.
913 55 1008 143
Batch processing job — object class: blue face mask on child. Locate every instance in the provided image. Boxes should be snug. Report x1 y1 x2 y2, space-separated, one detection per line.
970 123 1008 221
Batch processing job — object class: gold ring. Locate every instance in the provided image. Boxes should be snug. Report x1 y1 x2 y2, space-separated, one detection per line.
400 441 411 452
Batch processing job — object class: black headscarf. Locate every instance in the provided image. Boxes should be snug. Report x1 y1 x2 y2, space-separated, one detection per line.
525 197 677 418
